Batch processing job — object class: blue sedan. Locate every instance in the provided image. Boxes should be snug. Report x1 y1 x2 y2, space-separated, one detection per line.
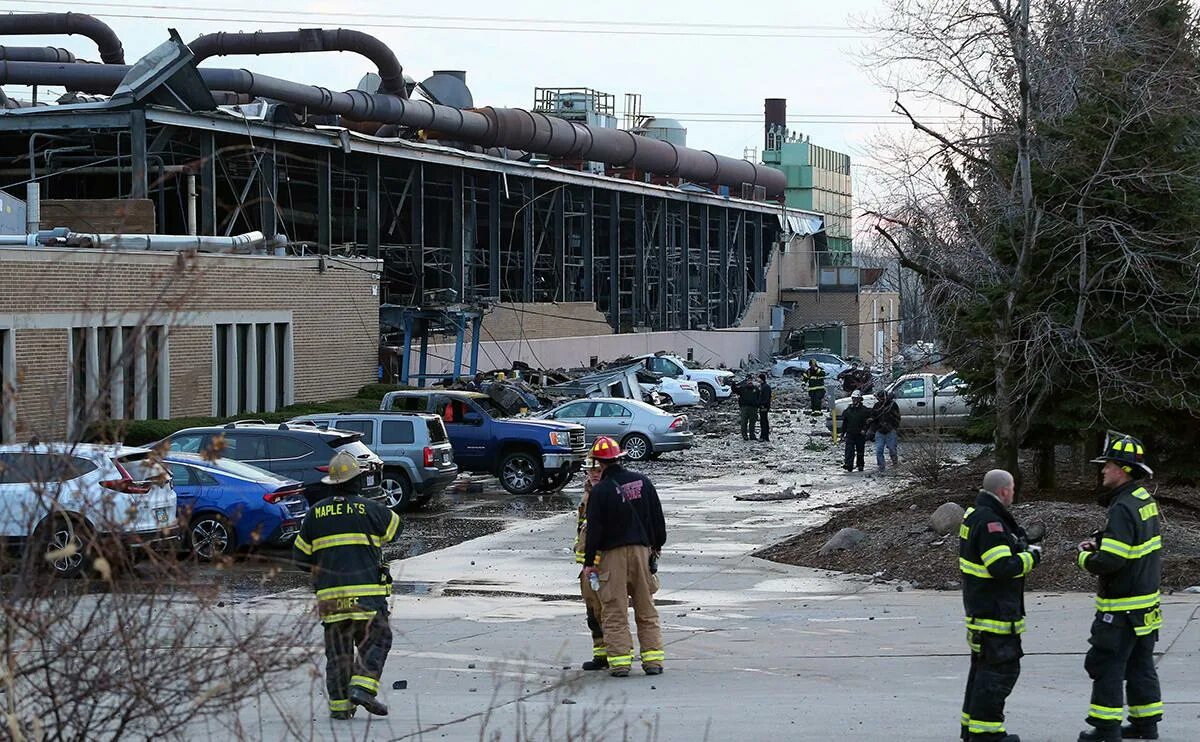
165 454 309 560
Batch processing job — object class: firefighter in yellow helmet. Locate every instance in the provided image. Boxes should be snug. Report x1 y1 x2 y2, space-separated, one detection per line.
293 451 402 720
581 436 666 677
574 455 607 670
1076 435 1162 742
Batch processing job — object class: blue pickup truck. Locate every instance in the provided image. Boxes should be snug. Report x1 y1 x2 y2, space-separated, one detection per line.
379 390 587 495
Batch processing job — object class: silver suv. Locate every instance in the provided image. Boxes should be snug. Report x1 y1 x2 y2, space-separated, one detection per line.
289 413 457 510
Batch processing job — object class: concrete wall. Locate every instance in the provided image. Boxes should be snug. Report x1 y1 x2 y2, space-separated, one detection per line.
783 291 862 358
856 291 901 366
481 303 612 341
0 247 380 439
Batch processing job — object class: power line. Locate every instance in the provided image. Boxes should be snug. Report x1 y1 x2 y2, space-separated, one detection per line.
5 2 871 39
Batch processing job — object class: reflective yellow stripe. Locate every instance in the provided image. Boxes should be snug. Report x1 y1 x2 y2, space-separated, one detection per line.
608 654 633 667
1077 551 1091 570
1139 503 1159 521
1132 486 1150 500
322 611 380 624
960 712 970 724
593 647 608 658
959 558 991 579
640 650 665 663
967 719 1005 734
1098 535 1161 559
1135 607 1163 636
965 617 1025 634
351 675 380 693
1019 551 1034 577
965 630 981 652
384 512 401 542
294 535 313 555
574 551 586 564
329 699 353 712
310 533 377 551
1088 704 1124 721
1128 702 1163 718
316 584 390 600
981 544 1013 567
1096 592 1160 612
959 523 970 539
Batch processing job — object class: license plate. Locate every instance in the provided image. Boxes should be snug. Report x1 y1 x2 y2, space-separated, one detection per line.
154 507 170 525
442 453 451 464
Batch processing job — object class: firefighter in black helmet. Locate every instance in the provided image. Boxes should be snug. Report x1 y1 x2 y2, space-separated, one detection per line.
294 451 402 720
1076 435 1162 742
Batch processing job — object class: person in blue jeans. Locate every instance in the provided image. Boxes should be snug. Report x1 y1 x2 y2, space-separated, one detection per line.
868 389 901 471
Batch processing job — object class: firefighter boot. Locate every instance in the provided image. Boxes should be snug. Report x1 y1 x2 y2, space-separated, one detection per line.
581 656 608 671
1120 722 1159 740
349 686 388 716
1078 727 1121 742
330 709 355 721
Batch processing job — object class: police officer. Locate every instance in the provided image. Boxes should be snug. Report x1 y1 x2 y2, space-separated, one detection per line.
959 469 1042 742
293 451 402 720
582 436 666 677
1076 435 1162 742
802 360 826 414
575 458 607 670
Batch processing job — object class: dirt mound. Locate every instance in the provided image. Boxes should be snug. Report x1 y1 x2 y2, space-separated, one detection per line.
758 454 1200 592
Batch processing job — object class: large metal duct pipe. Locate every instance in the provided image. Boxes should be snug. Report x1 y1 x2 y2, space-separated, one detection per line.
188 29 407 98
0 46 76 63
0 61 785 195
0 13 124 64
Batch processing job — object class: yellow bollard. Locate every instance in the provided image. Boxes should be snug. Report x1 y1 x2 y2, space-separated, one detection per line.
831 406 839 445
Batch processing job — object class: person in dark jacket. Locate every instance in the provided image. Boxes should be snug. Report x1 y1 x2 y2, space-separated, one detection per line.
583 436 667 678
868 389 901 471
294 451 403 719
959 469 1041 742
802 360 827 414
756 373 772 443
839 390 871 471
1075 435 1162 742
736 376 760 440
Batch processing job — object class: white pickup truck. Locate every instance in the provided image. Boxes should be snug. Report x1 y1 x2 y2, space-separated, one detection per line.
830 372 971 429
631 353 735 405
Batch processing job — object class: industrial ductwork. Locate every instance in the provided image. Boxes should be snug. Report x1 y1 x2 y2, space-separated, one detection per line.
0 228 286 253
0 60 786 196
188 29 407 98
0 46 76 63
0 13 124 64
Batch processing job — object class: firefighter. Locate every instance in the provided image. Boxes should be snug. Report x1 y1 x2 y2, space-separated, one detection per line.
735 375 760 441
582 436 666 677
1076 435 1162 742
293 451 402 720
959 469 1042 742
575 458 607 670
802 360 826 414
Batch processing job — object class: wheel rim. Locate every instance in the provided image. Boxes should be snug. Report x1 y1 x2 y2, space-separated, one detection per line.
191 519 230 560
624 436 649 460
503 457 535 491
47 526 84 573
381 478 407 508
699 386 714 403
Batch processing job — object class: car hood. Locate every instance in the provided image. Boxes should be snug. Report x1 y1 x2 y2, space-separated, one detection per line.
499 418 584 433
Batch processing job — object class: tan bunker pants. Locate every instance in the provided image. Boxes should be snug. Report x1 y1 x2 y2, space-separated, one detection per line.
597 544 663 671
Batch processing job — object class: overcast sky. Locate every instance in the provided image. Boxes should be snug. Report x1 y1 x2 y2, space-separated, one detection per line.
4 0 904 184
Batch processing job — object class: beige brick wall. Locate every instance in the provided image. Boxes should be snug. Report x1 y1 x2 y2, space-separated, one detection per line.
783 292 862 357
0 248 380 439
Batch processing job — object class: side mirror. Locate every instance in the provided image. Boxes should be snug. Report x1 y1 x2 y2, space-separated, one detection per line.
462 413 484 426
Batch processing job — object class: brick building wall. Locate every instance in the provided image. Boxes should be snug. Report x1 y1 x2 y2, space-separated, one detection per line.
0 247 380 440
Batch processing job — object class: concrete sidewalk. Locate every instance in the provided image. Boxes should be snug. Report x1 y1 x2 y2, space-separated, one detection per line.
242 470 1200 741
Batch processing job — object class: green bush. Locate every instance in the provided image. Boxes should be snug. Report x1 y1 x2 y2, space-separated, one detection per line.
86 391 385 447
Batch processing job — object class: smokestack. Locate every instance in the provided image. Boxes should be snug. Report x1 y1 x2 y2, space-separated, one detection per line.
765 98 786 150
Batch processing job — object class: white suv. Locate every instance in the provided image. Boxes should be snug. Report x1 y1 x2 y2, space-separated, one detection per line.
634 353 734 405
0 443 179 577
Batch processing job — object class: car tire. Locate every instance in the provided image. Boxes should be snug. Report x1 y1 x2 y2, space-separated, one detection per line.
34 515 93 578
381 469 413 512
188 514 236 561
621 433 653 462
698 383 716 405
498 451 542 496
648 452 664 461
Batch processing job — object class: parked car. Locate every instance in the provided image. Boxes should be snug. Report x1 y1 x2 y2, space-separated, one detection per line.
828 372 972 430
156 422 385 505
632 353 734 405
0 443 178 577
163 453 307 560
536 397 694 461
380 390 587 495
636 370 702 407
771 351 851 380
288 412 457 511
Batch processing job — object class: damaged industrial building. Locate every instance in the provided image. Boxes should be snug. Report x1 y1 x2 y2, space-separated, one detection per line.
0 13 899 440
